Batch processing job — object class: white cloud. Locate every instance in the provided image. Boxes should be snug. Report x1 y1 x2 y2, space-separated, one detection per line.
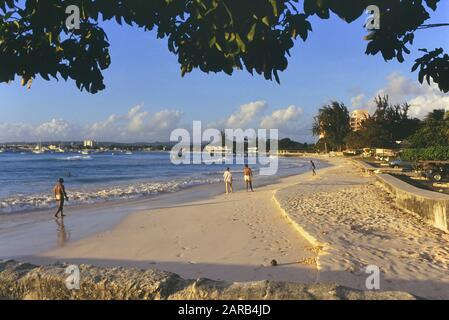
0 119 80 142
0 101 307 142
0 105 184 143
354 72 449 119
408 85 449 119
149 110 183 130
225 101 267 128
350 94 366 109
208 101 305 139
35 119 79 140
260 105 303 129
0 123 35 142
85 105 183 142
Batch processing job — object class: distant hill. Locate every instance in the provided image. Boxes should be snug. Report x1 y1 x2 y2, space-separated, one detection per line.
278 138 313 150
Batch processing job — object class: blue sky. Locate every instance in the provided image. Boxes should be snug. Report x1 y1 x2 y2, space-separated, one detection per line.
1 4 448 142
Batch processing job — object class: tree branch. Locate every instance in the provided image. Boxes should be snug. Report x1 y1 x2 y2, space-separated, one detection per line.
417 23 449 29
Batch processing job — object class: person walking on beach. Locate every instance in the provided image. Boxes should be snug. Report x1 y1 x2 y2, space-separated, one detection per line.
310 160 316 176
54 178 69 218
243 164 254 192
223 168 233 194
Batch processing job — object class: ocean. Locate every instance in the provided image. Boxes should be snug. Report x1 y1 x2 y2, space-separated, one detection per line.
0 151 313 214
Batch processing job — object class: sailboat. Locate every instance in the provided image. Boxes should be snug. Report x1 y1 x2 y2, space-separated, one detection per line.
33 142 45 154
56 143 65 153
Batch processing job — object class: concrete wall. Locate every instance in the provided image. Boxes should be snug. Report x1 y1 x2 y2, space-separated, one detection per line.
354 159 449 232
376 174 449 232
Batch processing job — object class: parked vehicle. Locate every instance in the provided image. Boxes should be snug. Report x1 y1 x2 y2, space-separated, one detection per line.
389 159 413 170
418 161 449 181
362 148 372 158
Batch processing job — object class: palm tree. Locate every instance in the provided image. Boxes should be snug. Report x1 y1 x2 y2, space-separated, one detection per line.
312 102 350 152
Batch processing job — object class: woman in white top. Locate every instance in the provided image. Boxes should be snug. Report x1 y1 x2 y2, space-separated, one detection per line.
223 167 233 194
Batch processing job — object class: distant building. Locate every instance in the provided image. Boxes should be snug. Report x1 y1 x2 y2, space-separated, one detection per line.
204 145 231 154
350 110 369 131
84 140 95 148
248 147 258 154
318 121 326 139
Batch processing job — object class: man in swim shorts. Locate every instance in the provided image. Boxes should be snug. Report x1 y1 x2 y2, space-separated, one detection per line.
54 178 69 218
243 164 254 192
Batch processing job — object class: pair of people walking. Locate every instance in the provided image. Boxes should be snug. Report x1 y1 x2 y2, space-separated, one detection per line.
223 165 254 194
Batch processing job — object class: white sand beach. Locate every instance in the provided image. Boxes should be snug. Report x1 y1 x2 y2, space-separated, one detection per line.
276 158 449 299
32 170 321 283
19 157 449 299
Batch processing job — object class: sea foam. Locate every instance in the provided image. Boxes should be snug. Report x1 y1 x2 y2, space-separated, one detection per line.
0 177 220 214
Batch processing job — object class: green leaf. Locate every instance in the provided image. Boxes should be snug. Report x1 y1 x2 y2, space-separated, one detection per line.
247 23 257 42
270 0 278 17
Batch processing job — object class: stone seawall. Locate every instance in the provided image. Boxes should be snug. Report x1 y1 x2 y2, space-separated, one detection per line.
354 160 449 232
0 260 415 300
375 174 449 232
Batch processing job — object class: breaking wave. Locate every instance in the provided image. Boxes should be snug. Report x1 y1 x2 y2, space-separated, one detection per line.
0 177 220 214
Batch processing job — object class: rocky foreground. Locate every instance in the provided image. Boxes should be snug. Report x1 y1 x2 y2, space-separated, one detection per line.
0 260 415 300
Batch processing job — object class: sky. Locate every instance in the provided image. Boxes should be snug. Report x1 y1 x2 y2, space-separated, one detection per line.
1 3 449 143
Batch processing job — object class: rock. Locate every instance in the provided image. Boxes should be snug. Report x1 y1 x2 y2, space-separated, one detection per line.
0 260 416 300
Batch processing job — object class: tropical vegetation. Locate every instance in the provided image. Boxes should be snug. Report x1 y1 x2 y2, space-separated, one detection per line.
313 95 449 161
0 0 448 93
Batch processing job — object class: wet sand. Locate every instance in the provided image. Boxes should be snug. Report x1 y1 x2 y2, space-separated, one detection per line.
29 170 323 283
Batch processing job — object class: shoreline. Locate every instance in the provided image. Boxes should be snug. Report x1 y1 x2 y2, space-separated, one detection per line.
0 155 325 216
20 159 331 283
0 157 329 261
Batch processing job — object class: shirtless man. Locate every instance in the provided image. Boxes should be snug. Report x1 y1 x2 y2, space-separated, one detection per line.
243 164 254 192
54 178 69 218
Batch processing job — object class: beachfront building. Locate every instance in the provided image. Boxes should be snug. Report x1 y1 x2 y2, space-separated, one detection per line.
84 140 95 148
204 145 232 156
248 147 258 154
350 110 369 131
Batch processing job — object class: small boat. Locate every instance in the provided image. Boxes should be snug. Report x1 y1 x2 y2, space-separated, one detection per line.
56 144 65 153
125 151 133 155
33 142 45 154
81 150 90 155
